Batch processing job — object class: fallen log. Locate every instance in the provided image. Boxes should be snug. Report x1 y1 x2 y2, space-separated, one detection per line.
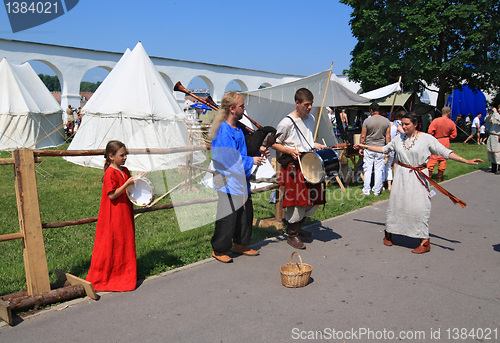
1 284 86 316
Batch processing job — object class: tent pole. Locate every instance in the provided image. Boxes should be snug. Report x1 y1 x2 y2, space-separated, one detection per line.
389 76 402 115
314 62 334 142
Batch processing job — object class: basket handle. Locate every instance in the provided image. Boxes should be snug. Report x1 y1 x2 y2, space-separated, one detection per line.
290 251 304 271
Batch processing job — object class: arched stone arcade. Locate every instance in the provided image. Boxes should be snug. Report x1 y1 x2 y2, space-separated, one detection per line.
1 38 301 110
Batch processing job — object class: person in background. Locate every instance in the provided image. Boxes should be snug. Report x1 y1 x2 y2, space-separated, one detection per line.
455 114 463 129
65 105 75 137
327 107 336 127
464 113 482 144
485 107 500 173
382 110 404 191
75 107 82 131
465 113 472 130
426 106 458 182
327 107 339 139
479 123 487 145
340 109 349 129
359 103 391 196
390 110 405 139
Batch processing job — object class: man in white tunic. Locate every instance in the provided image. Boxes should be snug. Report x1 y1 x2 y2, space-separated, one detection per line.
273 88 326 249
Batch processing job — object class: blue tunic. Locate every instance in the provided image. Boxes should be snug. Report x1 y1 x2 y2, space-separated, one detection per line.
211 121 254 196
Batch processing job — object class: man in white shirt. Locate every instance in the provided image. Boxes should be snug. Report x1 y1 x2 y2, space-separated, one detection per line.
272 88 326 249
464 113 482 144
359 103 391 196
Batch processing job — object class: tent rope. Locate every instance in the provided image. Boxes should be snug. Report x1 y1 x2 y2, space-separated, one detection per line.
28 113 65 149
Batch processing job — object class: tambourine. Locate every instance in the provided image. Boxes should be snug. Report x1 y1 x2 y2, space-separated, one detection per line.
126 175 155 207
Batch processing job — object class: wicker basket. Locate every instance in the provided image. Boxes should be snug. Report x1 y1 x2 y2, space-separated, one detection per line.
280 252 313 288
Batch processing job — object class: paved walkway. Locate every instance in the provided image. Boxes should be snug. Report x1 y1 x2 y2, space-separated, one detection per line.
1 170 499 342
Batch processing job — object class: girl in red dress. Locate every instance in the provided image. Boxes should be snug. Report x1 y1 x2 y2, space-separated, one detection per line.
86 140 138 291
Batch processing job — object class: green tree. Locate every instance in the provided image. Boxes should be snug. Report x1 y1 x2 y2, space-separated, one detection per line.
340 0 500 109
80 81 102 92
38 74 61 91
37 74 102 93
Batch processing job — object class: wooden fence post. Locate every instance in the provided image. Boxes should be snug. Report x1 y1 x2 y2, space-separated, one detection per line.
13 149 51 295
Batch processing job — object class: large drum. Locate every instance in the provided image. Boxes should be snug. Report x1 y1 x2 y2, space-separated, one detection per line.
126 176 155 207
300 148 340 184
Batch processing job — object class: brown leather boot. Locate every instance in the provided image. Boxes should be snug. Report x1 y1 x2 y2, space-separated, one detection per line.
297 217 313 238
286 222 306 249
436 171 444 182
383 230 393 246
412 239 430 254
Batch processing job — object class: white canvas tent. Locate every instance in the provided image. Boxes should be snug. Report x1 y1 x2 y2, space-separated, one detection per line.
240 70 401 146
66 42 205 171
0 58 65 150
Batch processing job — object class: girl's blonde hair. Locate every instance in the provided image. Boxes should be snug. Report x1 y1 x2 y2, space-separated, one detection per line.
103 140 126 173
210 92 242 139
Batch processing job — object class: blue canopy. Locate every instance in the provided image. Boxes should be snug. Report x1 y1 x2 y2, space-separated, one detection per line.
446 86 486 122
190 102 211 114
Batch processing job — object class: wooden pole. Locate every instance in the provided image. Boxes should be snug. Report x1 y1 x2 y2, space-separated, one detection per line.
134 197 218 214
389 76 402 115
42 216 99 229
33 145 208 157
0 157 15 165
274 155 285 225
184 125 194 191
314 62 334 142
39 197 220 229
250 183 279 193
0 232 24 242
13 149 51 295
6 182 275 232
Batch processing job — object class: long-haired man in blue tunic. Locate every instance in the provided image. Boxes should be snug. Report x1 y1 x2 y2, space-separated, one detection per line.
209 92 268 263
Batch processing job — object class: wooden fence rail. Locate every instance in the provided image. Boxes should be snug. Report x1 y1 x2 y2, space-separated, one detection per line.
0 145 210 299
0 146 280 304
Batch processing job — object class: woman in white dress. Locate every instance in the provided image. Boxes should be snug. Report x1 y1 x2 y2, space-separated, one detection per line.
354 113 483 254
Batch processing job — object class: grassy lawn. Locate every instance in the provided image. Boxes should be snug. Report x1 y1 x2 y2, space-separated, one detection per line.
0 142 489 296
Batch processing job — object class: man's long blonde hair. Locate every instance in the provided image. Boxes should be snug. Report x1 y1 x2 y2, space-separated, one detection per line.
210 91 242 139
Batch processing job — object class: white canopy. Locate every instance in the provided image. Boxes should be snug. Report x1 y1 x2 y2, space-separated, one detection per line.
0 58 64 150
240 70 401 147
66 42 205 171
359 81 401 100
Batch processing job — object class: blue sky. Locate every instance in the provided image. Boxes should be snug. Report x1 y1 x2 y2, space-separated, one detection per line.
0 0 357 86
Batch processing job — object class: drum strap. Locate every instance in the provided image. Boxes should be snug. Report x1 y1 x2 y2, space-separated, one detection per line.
287 117 327 209
287 116 315 152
